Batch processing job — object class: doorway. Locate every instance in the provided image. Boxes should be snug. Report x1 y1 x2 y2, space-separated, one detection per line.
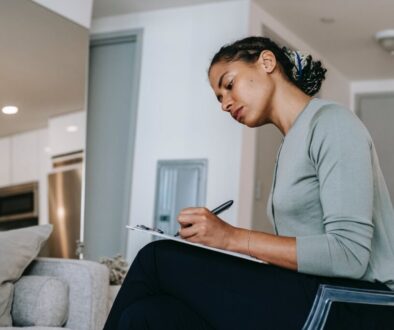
356 92 394 204
83 30 142 261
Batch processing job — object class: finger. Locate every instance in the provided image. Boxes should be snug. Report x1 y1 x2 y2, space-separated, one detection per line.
177 214 203 225
177 217 192 226
179 207 209 215
180 224 199 238
179 211 212 223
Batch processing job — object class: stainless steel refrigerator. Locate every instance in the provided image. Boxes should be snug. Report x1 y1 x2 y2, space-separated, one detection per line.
47 163 82 259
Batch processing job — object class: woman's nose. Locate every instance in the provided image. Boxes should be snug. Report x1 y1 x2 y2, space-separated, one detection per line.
221 96 233 112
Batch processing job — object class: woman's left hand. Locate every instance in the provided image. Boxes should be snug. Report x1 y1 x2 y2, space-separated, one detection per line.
177 207 235 249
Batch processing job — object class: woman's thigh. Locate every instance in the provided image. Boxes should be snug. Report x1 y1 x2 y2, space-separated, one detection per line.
132 240 319 330
112 240 393 330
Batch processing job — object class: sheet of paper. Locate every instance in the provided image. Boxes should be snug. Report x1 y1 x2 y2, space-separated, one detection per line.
127 225 266 264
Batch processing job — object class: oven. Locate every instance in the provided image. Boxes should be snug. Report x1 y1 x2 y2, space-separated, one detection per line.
0 182 39 230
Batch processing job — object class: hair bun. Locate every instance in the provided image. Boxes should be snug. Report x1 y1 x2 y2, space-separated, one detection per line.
283 47 327 96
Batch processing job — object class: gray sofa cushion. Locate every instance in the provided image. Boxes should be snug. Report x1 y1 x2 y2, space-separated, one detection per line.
26 258 110 330
0 225 53 327
12 275 69 327
0 284 14 326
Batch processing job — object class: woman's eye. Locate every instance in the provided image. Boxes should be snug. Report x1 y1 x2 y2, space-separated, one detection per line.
226 80 233 90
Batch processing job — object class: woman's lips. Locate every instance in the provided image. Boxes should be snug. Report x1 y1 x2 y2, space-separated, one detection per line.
233 107 244 121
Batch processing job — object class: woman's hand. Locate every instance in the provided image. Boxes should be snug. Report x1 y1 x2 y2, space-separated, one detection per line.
177 207 235 250
177 207 297 270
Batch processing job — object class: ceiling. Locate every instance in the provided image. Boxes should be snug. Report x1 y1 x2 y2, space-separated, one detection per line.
93 0 394 81
92 0 231 18
2 0 393 138
0 0 88 138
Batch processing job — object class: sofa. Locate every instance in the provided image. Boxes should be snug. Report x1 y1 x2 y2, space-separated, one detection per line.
5 257 110 330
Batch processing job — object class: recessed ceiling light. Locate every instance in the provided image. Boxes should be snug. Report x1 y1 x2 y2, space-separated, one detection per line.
2 106 18 115
66 125 78 133
375 29 394 55
320 17 335 24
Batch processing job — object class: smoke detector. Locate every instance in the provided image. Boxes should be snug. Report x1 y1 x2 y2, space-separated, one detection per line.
375 29 394 55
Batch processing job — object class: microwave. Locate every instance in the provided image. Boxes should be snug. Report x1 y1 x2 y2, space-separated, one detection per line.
0 182 39 223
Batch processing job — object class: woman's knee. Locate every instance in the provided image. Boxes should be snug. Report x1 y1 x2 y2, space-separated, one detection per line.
136 239 180 260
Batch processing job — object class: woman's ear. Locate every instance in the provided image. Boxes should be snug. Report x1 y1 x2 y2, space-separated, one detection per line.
257 50 277 73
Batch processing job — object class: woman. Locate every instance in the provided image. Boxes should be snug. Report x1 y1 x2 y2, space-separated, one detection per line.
105 36 394 329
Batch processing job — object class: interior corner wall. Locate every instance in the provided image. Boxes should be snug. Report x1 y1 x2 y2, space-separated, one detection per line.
243 0 351 231
32 0 93 29
91 1 249 262
249 0 350 107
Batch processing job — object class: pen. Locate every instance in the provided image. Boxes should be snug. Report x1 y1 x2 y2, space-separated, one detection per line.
210 200 234 215
174 200 234 237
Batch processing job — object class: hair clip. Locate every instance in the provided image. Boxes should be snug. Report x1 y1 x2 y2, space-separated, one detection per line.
294 51 303 81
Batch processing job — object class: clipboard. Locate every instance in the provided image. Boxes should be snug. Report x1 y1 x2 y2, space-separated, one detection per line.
127 225 266 264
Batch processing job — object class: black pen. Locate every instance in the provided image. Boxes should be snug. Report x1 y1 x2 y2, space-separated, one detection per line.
174 200 234 237
210 200 234 215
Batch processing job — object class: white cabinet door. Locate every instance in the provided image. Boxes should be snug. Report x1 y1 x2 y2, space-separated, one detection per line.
38 129 51 225
0 138 11 187
48 111 86 156
11 131 39 184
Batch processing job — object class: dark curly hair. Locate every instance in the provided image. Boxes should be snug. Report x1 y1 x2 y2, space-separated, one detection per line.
208 36 327 96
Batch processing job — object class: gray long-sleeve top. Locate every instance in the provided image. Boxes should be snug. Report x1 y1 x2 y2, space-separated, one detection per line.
267 98 394 290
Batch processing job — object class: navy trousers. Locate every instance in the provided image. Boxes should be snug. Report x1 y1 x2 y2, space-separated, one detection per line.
104 240 393 330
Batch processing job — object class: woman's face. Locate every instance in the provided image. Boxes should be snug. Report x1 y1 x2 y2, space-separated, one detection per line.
208 57 275 127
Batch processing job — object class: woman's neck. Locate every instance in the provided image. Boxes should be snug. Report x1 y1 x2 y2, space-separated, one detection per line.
269 83 312 136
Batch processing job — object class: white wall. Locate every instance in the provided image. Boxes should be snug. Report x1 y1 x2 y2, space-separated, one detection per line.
91 1 250 261
32 0 93 28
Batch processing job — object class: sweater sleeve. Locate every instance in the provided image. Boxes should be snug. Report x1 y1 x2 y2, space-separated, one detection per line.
296 106 374 279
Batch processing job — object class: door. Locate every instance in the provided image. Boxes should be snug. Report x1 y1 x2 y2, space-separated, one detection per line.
83 31 141 261
357 93 394 204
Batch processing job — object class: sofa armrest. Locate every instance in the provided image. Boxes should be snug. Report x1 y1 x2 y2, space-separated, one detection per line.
24 258 109 330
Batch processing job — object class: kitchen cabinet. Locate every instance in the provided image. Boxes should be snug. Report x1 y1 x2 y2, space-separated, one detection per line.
38 129 51 225
0 129 50 187
0 137 11 187
0 129 51 225
48 111 86 156
11 131 40 184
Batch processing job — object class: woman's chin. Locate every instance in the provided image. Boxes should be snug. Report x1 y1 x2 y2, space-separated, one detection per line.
239 112 266 127
242 117 260 128
245 115 270 128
